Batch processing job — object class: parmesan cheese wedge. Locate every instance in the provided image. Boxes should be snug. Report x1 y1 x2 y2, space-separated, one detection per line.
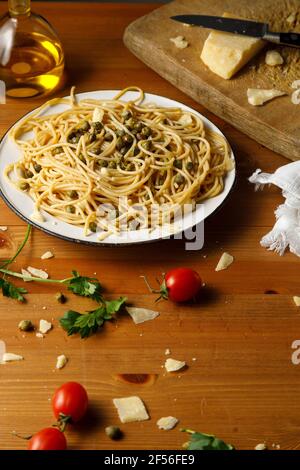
157 416 179 430
165 358 186 372
41 251 54 260
113 396 149 423
215 252 234 271
27 266 49 279
126 307 159 324
265 50 283 66
39 319 52 334
170 36 189 49
21 268 32 282
2 353 23 363
293 296 300 306
247 88 286 106
200 13 265 79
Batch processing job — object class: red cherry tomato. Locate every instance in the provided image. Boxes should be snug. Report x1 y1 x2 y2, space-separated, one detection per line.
52 382 88 423
28 427 67 450
163 268 202 302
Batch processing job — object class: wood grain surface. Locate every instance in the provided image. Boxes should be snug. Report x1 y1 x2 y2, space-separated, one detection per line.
124 0 300 161
1 1 300 451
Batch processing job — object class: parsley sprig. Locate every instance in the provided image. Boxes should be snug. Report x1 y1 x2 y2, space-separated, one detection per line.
181 429 234 451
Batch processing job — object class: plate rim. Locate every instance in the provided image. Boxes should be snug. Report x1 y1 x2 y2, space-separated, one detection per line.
0 90 236 247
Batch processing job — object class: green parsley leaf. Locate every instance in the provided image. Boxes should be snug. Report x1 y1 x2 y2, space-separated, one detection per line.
67 270 103 302
59 297 127 338
181 429 234 451
0 278 27 302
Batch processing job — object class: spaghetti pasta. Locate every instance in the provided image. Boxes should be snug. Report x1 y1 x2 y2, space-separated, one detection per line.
5 87 233 237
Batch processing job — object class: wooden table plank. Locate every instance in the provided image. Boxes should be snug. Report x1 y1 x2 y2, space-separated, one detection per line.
0 2 299 450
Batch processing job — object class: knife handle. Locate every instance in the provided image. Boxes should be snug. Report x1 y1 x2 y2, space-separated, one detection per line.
279 32 300 47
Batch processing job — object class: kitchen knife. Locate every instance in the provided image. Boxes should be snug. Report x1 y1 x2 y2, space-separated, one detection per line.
171 15 300 48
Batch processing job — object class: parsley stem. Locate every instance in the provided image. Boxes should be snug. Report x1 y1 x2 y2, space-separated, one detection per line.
0 268 73 285
0 225 32 269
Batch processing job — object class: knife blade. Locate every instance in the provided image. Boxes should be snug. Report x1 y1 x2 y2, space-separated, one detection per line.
171 15 300 48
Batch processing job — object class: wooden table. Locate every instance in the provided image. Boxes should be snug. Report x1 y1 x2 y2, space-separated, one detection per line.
1 2 299 451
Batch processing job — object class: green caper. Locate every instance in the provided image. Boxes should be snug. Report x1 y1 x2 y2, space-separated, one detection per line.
55 292 67 304
89 221 97 233
136 133 143 141
122 110 132 121
67 190 78 199
174 159 182 169
105 426 122 440
53 146 63 155
81 120 90 132
133 122 143 132
68 133 80 144
66 205 75 214
116 129 125 137
124 162 135 171
125 118 136 129
18 320 33 331
186 161 194 171
104 133 113 142
120 147 128 156
175 173 185 185
123 134 133 144
133 147 140 156
33 164 42 173
143 141 152 151
19 181 29 191
108 161 117 169
89 132 97 143
24 170 34 179
92 121 103 132
158 177 165 186
97 159 108 168
141 126 151 137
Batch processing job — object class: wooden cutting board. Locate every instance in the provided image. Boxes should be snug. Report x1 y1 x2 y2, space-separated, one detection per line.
124 0 300 161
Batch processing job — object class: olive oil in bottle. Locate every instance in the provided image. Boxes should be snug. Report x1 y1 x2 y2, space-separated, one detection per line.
0 0 65 98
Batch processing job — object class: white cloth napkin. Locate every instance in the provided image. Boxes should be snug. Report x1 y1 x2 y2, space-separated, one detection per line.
249 161 300 257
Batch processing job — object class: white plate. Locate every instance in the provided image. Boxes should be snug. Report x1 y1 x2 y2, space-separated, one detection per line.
0 90 236 246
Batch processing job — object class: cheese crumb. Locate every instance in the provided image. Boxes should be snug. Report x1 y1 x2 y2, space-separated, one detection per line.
165 348 171 355
215 252 234 271
21 268 32 282
293 296 300 306
165 358 186 372
126 307 159 324
39 319 52 334
178 114 193 126
92 107 103 122
2 353 23 363
255 443 267 450
170 36 189 49
157 416 179 430
113 396 149 423
247 88 286 106
56 354 68 370
0 226 7 231
41 251 54 260
36 332 44 338
27 266 49 279
265 50 284 66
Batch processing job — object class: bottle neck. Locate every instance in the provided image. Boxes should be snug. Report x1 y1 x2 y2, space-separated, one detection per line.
8 0 31 17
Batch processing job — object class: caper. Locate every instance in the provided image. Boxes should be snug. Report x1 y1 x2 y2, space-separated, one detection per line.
158 177 165 186
89 132 97 143
175 173 185 185
105 426 122 440
55 292 67 304
136 133 143 141
81 120 90 132
68 133 80 144
24 170 34 179
18 320 33 331
143 141 152 151
33 164 42 173
104 133 113 142
97 159 108 168
141 126 151 137
120 147 128 156
125 118 136 129
133 147 140 156
92 121 103 132
125 162 135 171
186 161 194 171
123 134 133 144
133 122 143 132
174 159 182 169
66 205 75 214
108 161 117 169
67 190 78 199
116 129 125 137
89 221 97 233
53 146 63 155
19 181 29 191
122 110 132 121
